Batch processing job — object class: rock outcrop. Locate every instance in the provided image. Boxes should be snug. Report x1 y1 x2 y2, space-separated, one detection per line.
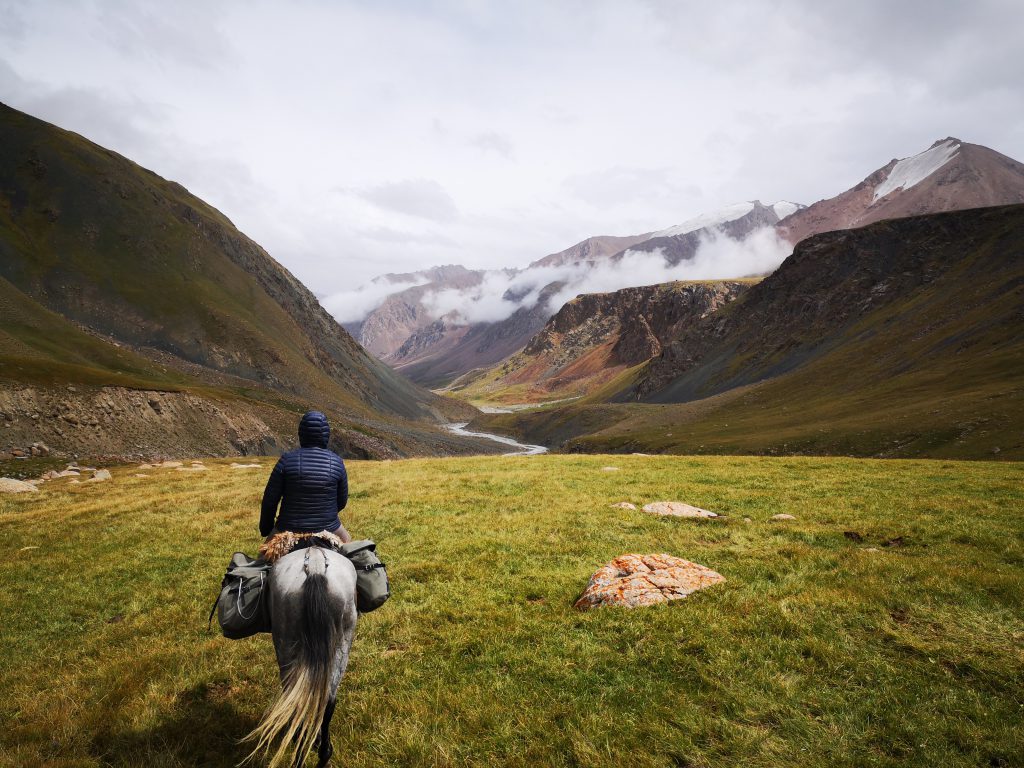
574 554 725 609
454 281 750 403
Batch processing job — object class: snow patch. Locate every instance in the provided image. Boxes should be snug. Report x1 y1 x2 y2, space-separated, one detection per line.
770 200 803 219
873 140 960 201
649 201 756 238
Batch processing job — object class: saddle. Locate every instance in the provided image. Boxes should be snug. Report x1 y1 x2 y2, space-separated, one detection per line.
258 529 345 564
250 529 391 615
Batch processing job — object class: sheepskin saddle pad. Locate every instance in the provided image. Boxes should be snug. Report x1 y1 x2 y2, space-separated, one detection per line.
259 530 345 564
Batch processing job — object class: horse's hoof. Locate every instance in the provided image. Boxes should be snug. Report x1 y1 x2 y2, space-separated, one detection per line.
316 742 334 768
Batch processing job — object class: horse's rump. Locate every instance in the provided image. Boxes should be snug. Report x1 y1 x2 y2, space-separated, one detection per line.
245 547 357 768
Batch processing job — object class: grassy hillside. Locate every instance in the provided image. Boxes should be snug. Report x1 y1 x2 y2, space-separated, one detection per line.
0 273 190 390
0 102 480 458
2 455 1022 767
634 205 1024 404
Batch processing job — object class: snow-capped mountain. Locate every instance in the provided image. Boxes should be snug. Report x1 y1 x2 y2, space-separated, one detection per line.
777 138 1024 245
621 199 802 267
352 201 799 385
347 137 1024 390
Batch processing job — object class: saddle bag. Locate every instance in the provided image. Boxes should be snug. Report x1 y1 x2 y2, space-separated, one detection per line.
209 552 272 639
341 539 390 613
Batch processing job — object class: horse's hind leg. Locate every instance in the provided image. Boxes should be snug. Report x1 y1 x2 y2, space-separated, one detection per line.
316 697 337 767
316 614 356 767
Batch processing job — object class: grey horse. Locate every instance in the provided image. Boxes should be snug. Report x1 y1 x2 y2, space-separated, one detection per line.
245 546 358 768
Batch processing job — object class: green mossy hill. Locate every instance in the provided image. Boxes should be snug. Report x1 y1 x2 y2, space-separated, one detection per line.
0 103 476 458
479 205 1024 459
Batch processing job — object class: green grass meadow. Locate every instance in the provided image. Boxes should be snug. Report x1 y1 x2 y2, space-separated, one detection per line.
2 455 1022 767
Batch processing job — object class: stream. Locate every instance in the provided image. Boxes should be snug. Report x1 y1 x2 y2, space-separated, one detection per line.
443 422 548 456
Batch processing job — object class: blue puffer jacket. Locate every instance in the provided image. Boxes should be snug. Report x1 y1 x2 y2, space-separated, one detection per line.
260 411 348 536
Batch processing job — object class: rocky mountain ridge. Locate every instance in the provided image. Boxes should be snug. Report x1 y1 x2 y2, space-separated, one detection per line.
633 203 1024 403
451 280 751 403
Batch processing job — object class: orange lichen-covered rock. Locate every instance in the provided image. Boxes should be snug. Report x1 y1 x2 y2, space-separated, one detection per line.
574 554 725 610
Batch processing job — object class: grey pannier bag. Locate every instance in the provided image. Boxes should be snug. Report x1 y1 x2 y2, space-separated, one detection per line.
209 552 272 639
341 539 390 613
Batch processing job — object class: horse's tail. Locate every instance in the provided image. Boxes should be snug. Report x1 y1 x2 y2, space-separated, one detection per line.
244 556 337 768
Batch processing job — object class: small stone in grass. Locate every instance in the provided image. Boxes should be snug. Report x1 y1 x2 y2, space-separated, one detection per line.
643 501 718 519
601 466 620 472
610 502 637 510
770 513 796 521
0 478 39 493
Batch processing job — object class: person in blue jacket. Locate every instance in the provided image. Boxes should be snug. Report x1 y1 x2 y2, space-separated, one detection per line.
260 410 351 542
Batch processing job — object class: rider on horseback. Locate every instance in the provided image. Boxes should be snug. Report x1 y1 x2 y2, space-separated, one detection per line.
260 410 352 543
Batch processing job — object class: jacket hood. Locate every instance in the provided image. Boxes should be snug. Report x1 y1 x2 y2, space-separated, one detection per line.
298 411 330 448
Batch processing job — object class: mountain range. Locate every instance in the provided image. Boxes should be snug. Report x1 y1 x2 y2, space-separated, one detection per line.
349 138 1024 394
349 199 802 387
476 203 1024 459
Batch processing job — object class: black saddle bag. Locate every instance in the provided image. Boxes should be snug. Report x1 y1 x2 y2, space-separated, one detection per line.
209 552 272 639
341 540 390 613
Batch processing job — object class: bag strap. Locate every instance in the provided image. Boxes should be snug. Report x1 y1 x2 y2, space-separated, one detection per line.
355 562 386 572
235 571 265 621
207 593 220 629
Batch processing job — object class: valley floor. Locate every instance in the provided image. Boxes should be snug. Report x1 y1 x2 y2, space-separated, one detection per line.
2 455 1022 767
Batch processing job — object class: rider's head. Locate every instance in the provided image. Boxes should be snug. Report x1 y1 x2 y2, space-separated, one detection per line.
298 410 330 448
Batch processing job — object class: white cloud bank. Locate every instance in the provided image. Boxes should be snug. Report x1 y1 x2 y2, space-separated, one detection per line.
351 226 793 327
322 273 430 323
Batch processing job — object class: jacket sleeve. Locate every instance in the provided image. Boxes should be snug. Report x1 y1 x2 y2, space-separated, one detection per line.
260 459 285 536
337 459 349 512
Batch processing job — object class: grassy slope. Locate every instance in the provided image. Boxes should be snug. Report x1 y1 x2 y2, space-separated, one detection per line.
0 273 191 390
479 206 1024 459
2 455 1022 767
0 103 481 455
637 206 1024 406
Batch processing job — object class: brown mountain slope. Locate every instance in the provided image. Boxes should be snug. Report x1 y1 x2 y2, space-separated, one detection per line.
450 281 752 404
356 265 484 357
359 233 653 384
478 205 1024 459
528 233 652 268
777 139 1024 245
0 102 489 459
389 284 562 388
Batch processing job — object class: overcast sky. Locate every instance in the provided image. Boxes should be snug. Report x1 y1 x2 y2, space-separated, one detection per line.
2 0 1023 292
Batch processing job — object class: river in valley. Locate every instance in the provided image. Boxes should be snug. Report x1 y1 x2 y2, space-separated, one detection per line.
443 422 548 456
